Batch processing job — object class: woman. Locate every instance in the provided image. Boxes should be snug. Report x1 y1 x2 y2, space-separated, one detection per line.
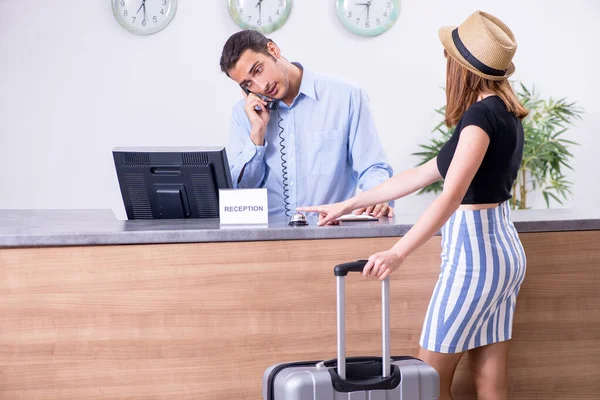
298 11 527 400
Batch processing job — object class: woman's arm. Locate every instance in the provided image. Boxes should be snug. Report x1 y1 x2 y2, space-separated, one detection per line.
298 158 443 225
364 124 492 279
390 125 490 261
344 157 443 211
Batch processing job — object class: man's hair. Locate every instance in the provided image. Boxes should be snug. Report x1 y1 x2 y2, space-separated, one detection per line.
220 30 275 76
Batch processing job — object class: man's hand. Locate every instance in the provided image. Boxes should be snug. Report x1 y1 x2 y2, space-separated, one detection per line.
352 202 394 218
242 89 271 146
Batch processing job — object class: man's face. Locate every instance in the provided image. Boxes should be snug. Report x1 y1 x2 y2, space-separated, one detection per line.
228 46 288 100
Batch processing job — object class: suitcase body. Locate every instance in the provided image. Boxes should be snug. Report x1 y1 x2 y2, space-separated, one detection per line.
263 356 439 399
262 261 440 400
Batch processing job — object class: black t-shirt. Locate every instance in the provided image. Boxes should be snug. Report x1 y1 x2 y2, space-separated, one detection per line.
437 96 524 204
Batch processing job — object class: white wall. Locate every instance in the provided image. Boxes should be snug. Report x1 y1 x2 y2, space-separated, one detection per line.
1 0 598 219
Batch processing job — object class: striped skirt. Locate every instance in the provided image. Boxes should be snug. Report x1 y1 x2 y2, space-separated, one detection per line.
419 201 526 354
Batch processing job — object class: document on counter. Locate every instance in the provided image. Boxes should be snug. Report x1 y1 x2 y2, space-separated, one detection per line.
336 213 379 222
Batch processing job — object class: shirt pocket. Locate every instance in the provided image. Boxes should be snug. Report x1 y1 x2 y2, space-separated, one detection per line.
307 130 345 176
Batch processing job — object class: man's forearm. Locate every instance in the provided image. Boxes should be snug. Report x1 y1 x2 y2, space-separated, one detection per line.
233 156 267 188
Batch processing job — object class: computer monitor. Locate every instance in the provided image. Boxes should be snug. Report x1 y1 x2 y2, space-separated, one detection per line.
113 146 233 220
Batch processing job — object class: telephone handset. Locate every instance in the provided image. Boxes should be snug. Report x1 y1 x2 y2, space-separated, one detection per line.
241 85 278 110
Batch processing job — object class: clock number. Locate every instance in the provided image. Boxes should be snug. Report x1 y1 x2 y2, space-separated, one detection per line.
153 16 158 23
268 16 272 23
365 21 370 28
239 9 244 15
124 10 128 17
347 11 352 18
120 0 124 6
132 16 136 23
356 18 360 25
276 10 280 15
248 15 252 21
376 18 381 25
278 0 283 5
383 11 388 17
237 0 241 5
160 8 164 14
142 19 146 26
162 0 167 5
257 19 262 26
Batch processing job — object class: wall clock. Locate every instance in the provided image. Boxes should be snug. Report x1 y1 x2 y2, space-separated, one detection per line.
228 0 292 34
112 0 177 35
336 0 399 37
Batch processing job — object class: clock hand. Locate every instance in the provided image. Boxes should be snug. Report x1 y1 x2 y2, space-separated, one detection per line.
136 0 144 15
256 0 263 21
356 5 368 19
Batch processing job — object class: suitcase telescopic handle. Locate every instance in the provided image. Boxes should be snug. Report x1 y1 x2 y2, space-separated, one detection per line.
333 260 391 381
333 260 370 276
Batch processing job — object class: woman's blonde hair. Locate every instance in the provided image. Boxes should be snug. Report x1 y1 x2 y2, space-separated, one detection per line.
444 50 528 127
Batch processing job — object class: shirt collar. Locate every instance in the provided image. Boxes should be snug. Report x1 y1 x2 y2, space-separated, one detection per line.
292 62 317 101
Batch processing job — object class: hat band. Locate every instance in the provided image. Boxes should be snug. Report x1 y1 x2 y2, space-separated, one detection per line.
452 28 507 77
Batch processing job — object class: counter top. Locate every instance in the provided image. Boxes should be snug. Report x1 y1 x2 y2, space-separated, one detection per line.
1 208 599 248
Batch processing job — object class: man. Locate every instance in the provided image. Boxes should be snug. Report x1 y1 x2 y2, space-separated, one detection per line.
220 30 394 220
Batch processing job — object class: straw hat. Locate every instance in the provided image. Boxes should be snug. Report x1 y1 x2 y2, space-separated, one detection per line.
439 11 517 81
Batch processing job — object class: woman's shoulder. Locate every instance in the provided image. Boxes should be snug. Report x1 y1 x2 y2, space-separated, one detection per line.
457 97 501 139
466 96 501 115
460 99 496 125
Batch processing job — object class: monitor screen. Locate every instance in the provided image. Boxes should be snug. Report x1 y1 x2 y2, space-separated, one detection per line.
113 146 233 219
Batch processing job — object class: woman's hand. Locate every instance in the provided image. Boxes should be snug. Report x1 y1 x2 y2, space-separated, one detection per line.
363 248 405 280
296 201 351 226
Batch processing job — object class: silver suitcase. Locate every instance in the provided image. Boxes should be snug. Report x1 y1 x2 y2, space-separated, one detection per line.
263 260 440 399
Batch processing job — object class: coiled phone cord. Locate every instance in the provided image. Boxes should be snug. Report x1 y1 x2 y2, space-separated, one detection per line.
277 109 291 217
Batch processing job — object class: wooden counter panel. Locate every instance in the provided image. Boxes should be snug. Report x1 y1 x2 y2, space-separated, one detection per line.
0 231 598 399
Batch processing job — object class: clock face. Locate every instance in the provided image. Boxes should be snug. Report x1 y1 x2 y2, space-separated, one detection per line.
228 0 292 34
336 0 399 37
112 0 177 35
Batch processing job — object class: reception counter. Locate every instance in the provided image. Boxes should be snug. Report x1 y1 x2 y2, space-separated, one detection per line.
1 209 599 399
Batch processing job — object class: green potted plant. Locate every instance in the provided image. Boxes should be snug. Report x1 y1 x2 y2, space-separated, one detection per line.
413 83 583 209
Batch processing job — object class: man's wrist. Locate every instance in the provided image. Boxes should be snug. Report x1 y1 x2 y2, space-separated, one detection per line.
250 130 266 146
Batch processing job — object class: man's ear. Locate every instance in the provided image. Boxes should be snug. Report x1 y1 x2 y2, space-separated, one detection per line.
266 42 281 59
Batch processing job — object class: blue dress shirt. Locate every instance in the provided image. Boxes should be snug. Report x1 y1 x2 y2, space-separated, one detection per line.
226 64 393 219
